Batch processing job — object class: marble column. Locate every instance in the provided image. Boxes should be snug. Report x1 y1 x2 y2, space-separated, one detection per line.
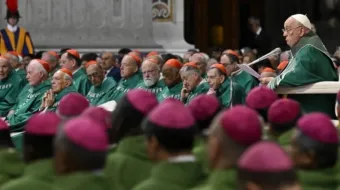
0 0 162 53
152 0 194 55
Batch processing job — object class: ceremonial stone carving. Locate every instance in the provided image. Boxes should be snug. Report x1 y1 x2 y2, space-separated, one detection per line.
152 0 173 22
0 0 161 50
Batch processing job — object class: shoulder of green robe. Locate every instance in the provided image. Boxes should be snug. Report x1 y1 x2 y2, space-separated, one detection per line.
0 178 54 190
0 148 24 178
298 168 339 190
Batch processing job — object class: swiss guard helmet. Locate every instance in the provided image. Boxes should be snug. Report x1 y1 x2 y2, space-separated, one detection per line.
5 0 21 20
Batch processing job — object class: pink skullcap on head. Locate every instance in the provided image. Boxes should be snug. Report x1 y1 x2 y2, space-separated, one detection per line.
148 101 195 129
81 107 112 129
221 105 262 145
246 86 278 109
188 95 220 121
0 118 9 131
63 117 108 151
25 112 61 135
297 113 338 144
238 141 293 172
126 89 158 115
58 93 90 117
268 99 301 125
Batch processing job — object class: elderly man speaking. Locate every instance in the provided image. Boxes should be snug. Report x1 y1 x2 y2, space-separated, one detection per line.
262 14 338 117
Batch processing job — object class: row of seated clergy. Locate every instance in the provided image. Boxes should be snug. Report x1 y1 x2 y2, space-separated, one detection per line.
0 50 254 132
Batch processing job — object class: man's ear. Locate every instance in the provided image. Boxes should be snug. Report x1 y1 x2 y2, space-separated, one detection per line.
220 75 226 83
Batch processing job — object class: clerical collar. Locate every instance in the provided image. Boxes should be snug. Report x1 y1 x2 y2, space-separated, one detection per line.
168 155 196 163
7 24 18 32
256 27 262 36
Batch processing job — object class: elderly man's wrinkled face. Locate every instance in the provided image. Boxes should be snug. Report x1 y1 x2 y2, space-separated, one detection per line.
181 70 199 92
86 64 105 87
0 59 11 80
283 18 305 48
26 62 43 86
141 61 160 87
207 68 225 90
120 55 138 79
52 71 71 93
162 64 180 87
220 55 236 76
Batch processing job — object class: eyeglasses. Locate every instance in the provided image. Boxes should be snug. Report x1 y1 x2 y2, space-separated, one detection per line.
282 26 302 33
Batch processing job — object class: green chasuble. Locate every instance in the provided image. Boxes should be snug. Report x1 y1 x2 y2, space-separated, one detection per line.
112 73 142 101
105 136 152 190
192 137 209 178
0 72 25 117
157 82 183 102
73 68 91 96
268 32 338 118
136 80 165 97
192 169 236 190
299 168 338 190
0 148 24 186
14 69 27 85
87 78 117 106
53 172 110 190
215 78 246 108
0 159 55 190
47 85 77 112
231 70 258 93
7 80 51 132
132 159 205 190
185 80 210 105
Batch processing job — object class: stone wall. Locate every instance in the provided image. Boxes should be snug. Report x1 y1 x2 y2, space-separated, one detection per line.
0 0 161 51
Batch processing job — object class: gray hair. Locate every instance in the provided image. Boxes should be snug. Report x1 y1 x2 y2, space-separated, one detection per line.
29 60 48 76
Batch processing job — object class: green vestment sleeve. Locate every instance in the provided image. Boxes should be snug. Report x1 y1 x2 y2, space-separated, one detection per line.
0 73 24 117
157 82 182 102
0 159 54 190
52 172 110 190
268 45 338 117
185 81 210 105
298 168 338 190
217 79 246 108
112 73 142 101
7 80 51 131
232 71 258 93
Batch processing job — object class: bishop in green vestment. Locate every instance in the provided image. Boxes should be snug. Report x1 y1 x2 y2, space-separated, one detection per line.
59 49 91 96
290 112 338 190
39 69 77 112
136 59 165 97
53 117 110 190
133 101 205 190
111 55 143 101
0 112 61 190
220 52 258 93
85 63 116 106
41 51 60 79
191 106 262 190
157 59 183 102
0 57 25 117
105 89 159 190
180 62 209 104
266 15 338 118
6 59 51 132
206 64 246 108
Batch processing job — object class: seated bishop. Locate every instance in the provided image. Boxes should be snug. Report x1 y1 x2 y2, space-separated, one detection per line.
6 59 51 132
0 1 34 56
40 68 77 112
0 56 24 117
85 61 117 106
